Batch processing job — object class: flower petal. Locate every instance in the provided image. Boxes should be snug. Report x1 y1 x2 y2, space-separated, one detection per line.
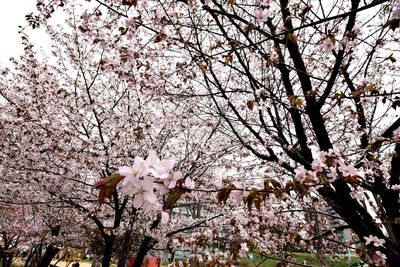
119 166 134 177
142 177 154 191
133 194 144 208
161 211 169 224
143 190 157 204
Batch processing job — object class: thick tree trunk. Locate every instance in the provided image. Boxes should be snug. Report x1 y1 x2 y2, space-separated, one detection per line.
6 254 13 267
322 187 400 266
117 230 132 267
24 247 36 267
132 236 152 267
36 225 61 267
132 217 160 267
37 245 59 267
1 252 12 267
102 235 116 267
381 243 400 267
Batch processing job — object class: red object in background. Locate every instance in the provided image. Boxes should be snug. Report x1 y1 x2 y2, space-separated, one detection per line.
148 256 160 267
127 256 160 267
127 257 135 267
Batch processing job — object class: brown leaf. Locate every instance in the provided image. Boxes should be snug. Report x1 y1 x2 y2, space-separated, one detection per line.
254 198 262 211
119 27 128 36
331 92 344 106
247 100 255 110
264 178 282 189
154 33 166 43
344 175 361 185
387 53 396 63
287 33 298 45
216 183 235 204
244 24 254 35
94 173 124 205
199 63 207 72
285 181 294 191
288 96 303 108
78 25 88 33
164 188 185 210
244 190 262 212
122 0 138 6
260 90 268 101
245 194 253 212
224 53 233 65
293 181 309 198
364 84 378 94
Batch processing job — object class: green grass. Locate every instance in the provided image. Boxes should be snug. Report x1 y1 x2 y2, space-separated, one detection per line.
169 253 362 267
239 253 362 267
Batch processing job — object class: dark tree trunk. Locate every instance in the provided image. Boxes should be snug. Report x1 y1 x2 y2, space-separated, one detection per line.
1 251 12 267
37 245 59 267
1 234 11 267
36 225 61 267
6 254 13 267
132 236 152 267
117 230 132 267
102 235 116 267
132 217 161 267
24 247 36 267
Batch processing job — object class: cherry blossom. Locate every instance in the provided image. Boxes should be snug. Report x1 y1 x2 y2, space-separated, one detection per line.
2 0 400 266
311 159 324 173
338 162 358 177
294 168 307 183
259 0 272 7
146 150 175 179
163 171 183 189
364 235 386 247
131 178 157 209
161 211 170 224
256 8 270 22
319 37 336 53
239 242 249 257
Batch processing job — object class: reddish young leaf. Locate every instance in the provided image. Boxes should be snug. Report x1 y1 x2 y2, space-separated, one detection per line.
94 173 124 205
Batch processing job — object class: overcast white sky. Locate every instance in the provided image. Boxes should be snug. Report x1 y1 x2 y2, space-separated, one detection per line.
0 1 49 68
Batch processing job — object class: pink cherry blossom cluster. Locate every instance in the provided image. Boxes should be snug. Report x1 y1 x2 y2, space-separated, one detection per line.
118 151 194 223
256 0 271 22
369 250 387 266
294 167 318 183
311 149 361 182
364 234 386 247
319 37 336 54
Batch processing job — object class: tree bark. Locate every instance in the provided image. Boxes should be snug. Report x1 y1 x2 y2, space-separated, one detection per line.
132 217 160 267
37 245 60 267
387 251 400 267
102 234 116 267
117 230 132 267
36 225 61 267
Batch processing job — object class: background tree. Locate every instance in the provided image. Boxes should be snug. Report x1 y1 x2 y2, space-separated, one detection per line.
0 7 227 266
2 0 400 266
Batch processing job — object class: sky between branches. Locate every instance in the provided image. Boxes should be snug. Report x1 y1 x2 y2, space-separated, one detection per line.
0 0 49 68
